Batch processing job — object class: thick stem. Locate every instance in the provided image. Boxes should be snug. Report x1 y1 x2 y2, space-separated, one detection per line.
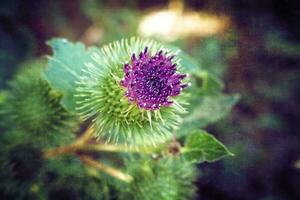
44 126 134 182
80 143 152 154
44 125 157 159
78 155 133 183
44 126 94 158
44 143 79 158
75 126 95 145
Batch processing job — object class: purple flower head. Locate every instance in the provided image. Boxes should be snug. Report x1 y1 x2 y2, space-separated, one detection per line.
120 47 188 110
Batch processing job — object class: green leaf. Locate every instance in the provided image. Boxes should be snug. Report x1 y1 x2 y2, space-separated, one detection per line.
178 51 201 74
178 94 239 136
195 37 226 77
166 44 201 74
197 70 224 95
44 38 100 112
182 130 233 163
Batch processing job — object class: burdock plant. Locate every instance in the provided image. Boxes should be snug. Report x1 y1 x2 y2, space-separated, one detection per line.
0 37 239 199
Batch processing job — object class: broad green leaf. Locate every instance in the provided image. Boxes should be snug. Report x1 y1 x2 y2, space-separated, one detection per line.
196 70 224 94
182 130 233 163
178 94 239 136
43 38 101 112
166 44 201 74
177 51 201 74
195 37 226 77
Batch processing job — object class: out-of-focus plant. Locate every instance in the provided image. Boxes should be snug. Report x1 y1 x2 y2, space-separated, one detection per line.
0 37 238 199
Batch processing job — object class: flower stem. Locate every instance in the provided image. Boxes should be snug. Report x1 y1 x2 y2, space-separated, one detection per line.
44 125 157 159
44 143 79 158
74 126 95 145
78 155 133 183
80 143 152 154
44 126 94 158
44 126 135 182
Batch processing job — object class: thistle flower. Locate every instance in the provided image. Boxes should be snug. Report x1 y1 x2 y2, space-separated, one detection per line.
120 47 187 110
76 38 189 147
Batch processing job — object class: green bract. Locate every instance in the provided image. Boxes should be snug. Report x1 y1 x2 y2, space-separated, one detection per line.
75 38 187 147
118 157 197 200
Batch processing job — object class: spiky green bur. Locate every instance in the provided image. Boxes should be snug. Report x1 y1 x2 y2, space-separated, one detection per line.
42 156 109 200
118 157 197 200
76 38 188 147
5 61 77 147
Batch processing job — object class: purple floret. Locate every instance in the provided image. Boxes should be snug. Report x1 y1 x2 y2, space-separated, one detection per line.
120 47 187 110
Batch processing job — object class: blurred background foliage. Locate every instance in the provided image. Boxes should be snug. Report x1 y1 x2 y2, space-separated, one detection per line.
0 0 299 199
